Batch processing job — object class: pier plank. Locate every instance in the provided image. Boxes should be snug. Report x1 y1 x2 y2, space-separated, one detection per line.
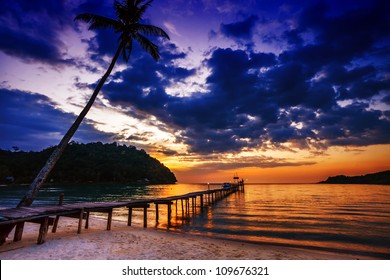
0 181 244 245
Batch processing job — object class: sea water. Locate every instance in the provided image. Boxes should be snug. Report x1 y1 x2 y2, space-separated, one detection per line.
0 183 389 258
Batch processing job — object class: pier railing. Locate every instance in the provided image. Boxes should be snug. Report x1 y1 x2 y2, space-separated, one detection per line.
0 181 244 245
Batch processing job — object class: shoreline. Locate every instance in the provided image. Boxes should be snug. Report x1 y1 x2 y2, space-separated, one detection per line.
0 217 376 260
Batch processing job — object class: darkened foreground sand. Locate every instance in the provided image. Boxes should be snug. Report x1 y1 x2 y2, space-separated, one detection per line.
0 217 372 260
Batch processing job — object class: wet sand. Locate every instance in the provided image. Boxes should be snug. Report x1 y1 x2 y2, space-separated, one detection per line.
0 217 371 260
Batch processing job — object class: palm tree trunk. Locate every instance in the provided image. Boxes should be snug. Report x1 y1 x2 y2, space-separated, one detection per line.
17 43 124 207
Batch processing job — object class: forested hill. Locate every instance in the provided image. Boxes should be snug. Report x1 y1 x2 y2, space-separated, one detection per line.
319 170 390 185
0 142 177 184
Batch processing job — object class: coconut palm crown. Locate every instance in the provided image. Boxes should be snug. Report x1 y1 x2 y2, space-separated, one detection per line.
75 0 169 62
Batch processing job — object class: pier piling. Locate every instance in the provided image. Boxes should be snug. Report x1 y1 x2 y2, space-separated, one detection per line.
0 180 244 245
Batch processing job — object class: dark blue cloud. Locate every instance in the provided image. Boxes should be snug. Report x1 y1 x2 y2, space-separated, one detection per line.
295 0 389 62
0 88 115 151
100 1 389 154
0 27 63 64
383 94 390 105
0 0 164 66
308 1 388 54
220 15 258 41
282 29 304 46
0 0 74 65
249 53 277 68
317 103 390 146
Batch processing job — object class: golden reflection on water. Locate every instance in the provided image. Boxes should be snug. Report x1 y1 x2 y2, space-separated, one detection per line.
204 206 214 230
220 184 390 256
91 183 389 257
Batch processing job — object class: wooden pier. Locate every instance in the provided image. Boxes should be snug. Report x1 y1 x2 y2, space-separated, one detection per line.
0 181 244 245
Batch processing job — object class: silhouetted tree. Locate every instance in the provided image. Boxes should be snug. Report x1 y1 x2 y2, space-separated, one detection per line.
17 0 169 207
0 143 176 184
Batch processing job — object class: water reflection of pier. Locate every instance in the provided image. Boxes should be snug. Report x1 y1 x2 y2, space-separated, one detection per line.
0 180 244 245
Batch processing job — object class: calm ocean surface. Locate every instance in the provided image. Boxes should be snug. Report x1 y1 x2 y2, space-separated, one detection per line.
1 183 389 258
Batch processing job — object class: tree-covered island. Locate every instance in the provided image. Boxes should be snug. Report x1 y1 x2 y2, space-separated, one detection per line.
319 170 390 185
0 142 177 185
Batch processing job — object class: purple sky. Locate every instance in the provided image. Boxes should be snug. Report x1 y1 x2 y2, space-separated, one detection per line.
0 0 389 182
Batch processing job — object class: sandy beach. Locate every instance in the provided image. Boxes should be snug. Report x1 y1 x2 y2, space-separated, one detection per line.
0 216 372 260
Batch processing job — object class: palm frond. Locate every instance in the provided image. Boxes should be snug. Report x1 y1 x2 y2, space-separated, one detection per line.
114 0 125 21
133 0 153 23
134 33 160 60
136 24 170 40
76 0 169 63
124 0 138 21
75 13 119 30
134 0 142 5
134 0 147 7
122 39 133 62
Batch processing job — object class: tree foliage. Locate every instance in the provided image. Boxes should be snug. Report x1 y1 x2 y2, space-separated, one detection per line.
319 170 390 185
0 142 176 184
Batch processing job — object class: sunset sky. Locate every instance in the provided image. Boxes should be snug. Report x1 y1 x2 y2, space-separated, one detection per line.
0 0 389 183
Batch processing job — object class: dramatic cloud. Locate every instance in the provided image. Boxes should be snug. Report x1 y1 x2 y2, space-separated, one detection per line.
0 0 389 163
99 1 389 155
220 15 258 42
0 0 74 65
0 88 115 151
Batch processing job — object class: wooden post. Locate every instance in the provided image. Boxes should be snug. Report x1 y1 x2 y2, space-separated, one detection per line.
167 202 172 227
181 199 184 217
77 208 84 234
143 206 147 228
85 212 90 229
155 204 159 222
13 222 24 242
127 207 133 226
200 195 204 211
37 217 49 244
107 209 112 231
52 193 64 233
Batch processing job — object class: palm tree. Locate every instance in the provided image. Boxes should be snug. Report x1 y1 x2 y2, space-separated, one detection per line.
17 0 169 207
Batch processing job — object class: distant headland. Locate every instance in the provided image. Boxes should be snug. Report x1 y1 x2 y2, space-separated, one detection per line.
319 170 390 185
0 142 177 185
